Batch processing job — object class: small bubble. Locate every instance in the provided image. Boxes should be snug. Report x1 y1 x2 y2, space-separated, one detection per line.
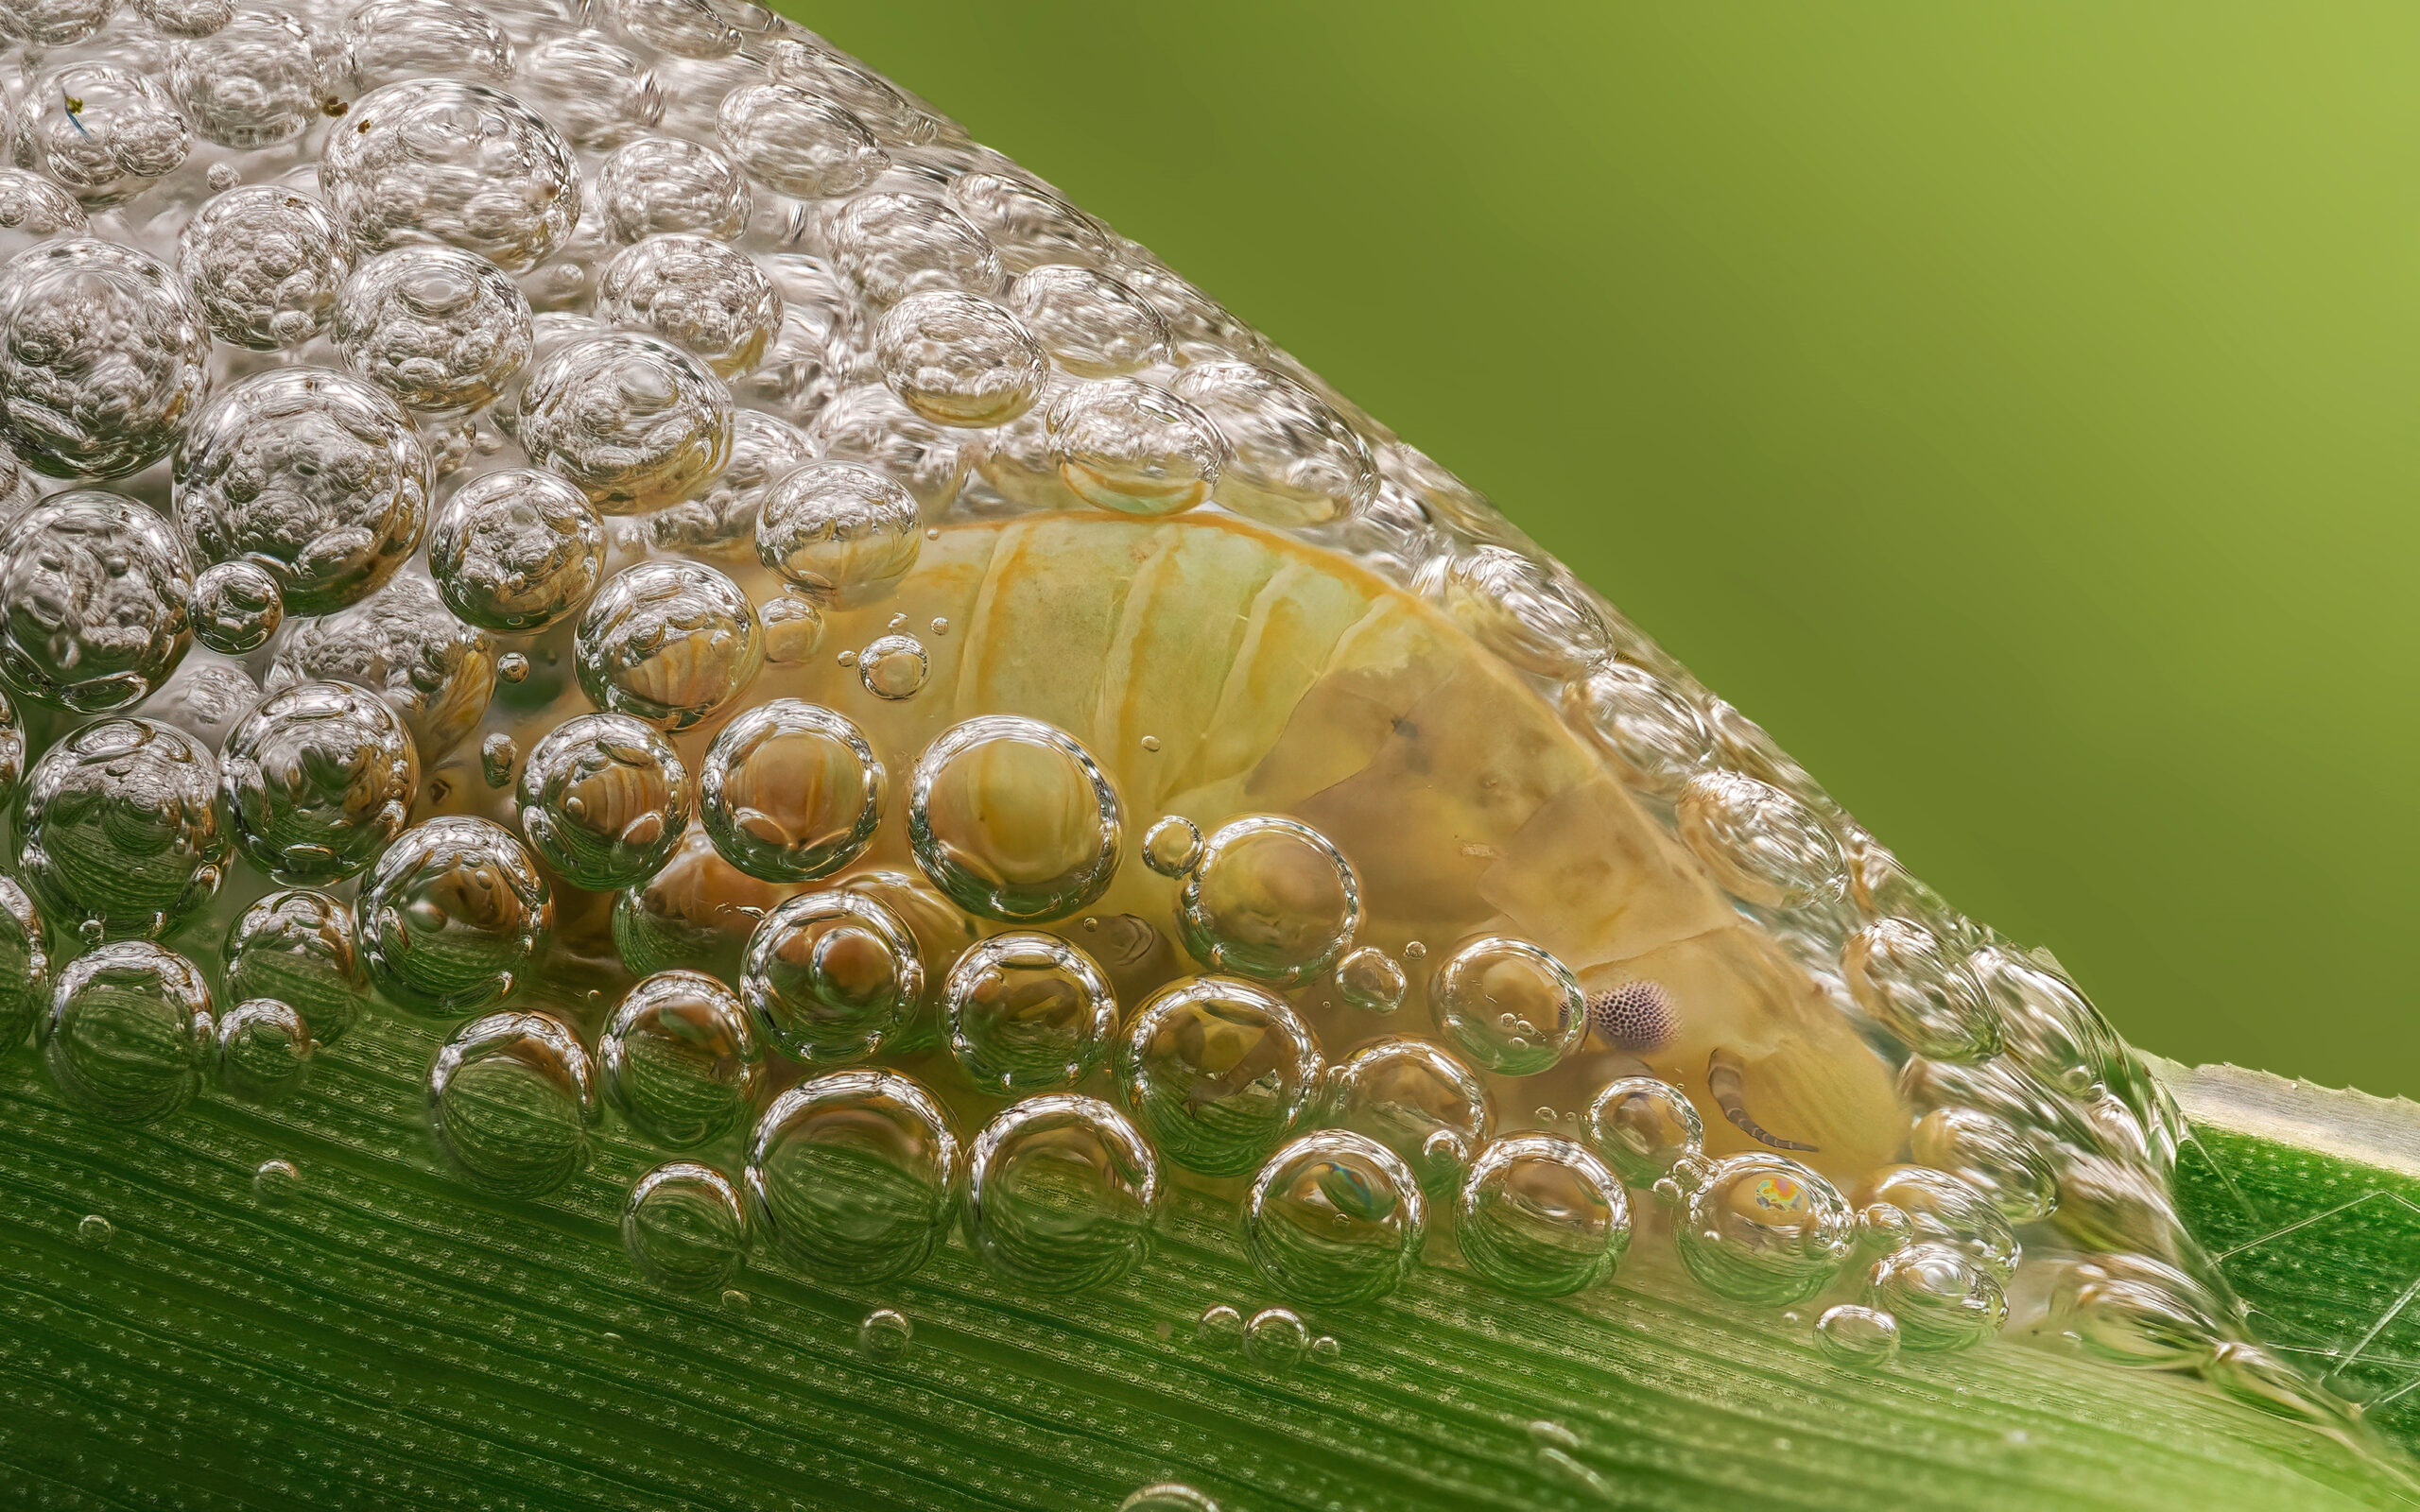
1195 1304 1243 1351
1403 940 1426 961
928 617 949 636
498 652 530 684
77 1214 112 1247
836 650 857 667
719 1288 749 1314
857 1308 913 1361
481 733 518 789
252 1159 301 1206
1140 734 1161 752
1140 816 1204 878
1242 1307 1308 1369
1310 1334 1340 1363
857 634 929 700
1119 1487 1218 1512
206 163 241 192
623 1161 748 1293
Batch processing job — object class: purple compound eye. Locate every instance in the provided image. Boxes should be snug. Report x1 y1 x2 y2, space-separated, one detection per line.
1586 979 1676 1053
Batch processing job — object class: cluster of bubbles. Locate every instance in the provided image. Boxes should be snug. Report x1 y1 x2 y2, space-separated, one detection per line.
0 0 2301 1428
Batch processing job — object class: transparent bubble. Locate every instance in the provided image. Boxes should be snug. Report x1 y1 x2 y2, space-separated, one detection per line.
1675 769 1847 911
1973 943 2124 1101
427 1008 598 1196
699 697 884 883
740 887 923 1065
856 632 927 700
1046 379 1226 517
266 571 496 760
0 876 50 1052
219 679 420 883
837 868 977 1056
622 1160 747 1292
1429 935 1586 1076
857 1307 911 1361
516 712 691 890
1139 815 1203 878
1841 918 1998 1061
614 0 771 60
1583 1076 1705 1188
357 815 552 1017
1673 1153 1858 1306
521 33 662 151
600 969 763 1149
178 185 353 349
715 82 885 200
320 79 581 272
165 11 337 150
829 192 1003 308
596 233 782 379
1323 1036 1491 1198
1165 360 1374 528
0 490 193 712
1003 266 1170 378
1176 814 1359 987
611 822 786 987
189 560 283 656
1242 1307 1308 1368
1194 1304 1243 1351
1455 1134 1631 1298
0 240 211 479
1 0 116 45
1115 974 1320 1177
131 653 258 752
516 332 734 513
812 384 972 514
1815 1304 1902 1369
948 172 1112 275
573 561 762 730
875 289 1046 429
138 0 233 34
75 1212 113 1246
252 1156 302 1205
1865 1241 2007 1353
899 716 1130 925
15 64 189 205
43 940 215 1124
599 136 751 243
1243 1128 1426 1306
649 409 814 561
1857 1164 2021 1281
1562 659 1713 799
173 367 431 618
334 246 534 416
964 1092 1160 1293
0 170 89 261
426 466 605 633
942 930 1116 1095
224 888 365 1047
480 732 517 788
341 0 513 91
1328 946 1404 1015
1910 1105 2060 1224
744 1068 959 1283
764 35 942 146
215 996 313 1099
14 717 226 936
748 467 914 611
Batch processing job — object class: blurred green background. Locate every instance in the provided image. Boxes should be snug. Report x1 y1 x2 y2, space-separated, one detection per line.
802 2 2416 1097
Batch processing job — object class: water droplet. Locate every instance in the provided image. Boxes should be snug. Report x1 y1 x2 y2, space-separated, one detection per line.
907 715 1123 922
1244 1129 1426 1305
44 941 215 1124
221 680 420 885
225 889 364 1047
1140 816 1204 879
1324 1037 1492 1198
164 12 335 150
1673 1154 1858 1305
427 467 606 634
753 459 922 608
1456 1134 1631 1298
1334 945 1407 1015
517 712 692 891
1175 815 1359 987
943 931 1118 1095
622 1160 748 1293
717 82 887 200
16 718 228 937
829 192 1002 309
18 63 189 206
216 998 313 1100
190 560 285 656
1241 1307 1308 1369
857 1307 913 1361
857 633 929 700
320 79 579 271
611 823 786 986
358 816 552 1017
1170 361 1374 527
965 1092 1160 1292
0 491 195 712
1583 1076 1705 1188
1430 936 1586 1076
745 1069 959 1284
342 0 512 91
1910 1104 2060 1223
876 289 1046 429
740 889 924 1065
1115 974 1321 1177
77 1213 113 1247
575 561 763 730
1003 264 1169 377
427 1009 599 1197
1866 1242 2007 1352
758 593 826 666
696 698 884 885
1194 1304 1243 1351
251 1159 302 1207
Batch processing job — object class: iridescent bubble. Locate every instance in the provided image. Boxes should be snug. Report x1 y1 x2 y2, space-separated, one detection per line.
1866 1241 2007 1353
1815 1304 1902 1369
1429 935 1586 1076
699 698 883 883
426 466 605 633
1324 1036 1491 1197
1115 974 1321 1177
15 64 190 206
906 715 1122 923
1455 1134 1631 1298
598 232 784 376
1176 814 1359 987
266 571 496 760
357 816 553 1017
215 997 313 1099
1167 360 1375 527
178 186 354 349
745 1069 959 1283
611 823 786 987
942 931 1117 1095
0 876 51 1052
427 1008 598 1196
165 11 338 150
964 1092 1160 1293
335 246 535 416
516 332 734 513
574 561 761 731
622 1160 748 1293
740 888 923 1065
1334 945 1406 1014
43 940 215 1124
341 0 513 90
1842 918 1999 1061
1004 266 1171 377
875 289 1046 429
1857 1164 2021 1281
856 633 927 700
14 717 227 937
598 136 751 242
716 82 886 199
1673 1153 1858 1306
1675 769 1846 911
189 561 284 656
947 173 1112 275
828 192 1002 308
1244 1128 1426 1306
0 490 193 712
172 367 431 617
1046 378 1228 518
516 712 691 890
1583 1076 1705 1188
320 79 581 272
219 679 420 884
224 888 365 1047
1910 1105 2060 1224
0 240 211 479
601 970 763 1149
1139 815 1203 878
648 409 813 561
753 460 921 608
